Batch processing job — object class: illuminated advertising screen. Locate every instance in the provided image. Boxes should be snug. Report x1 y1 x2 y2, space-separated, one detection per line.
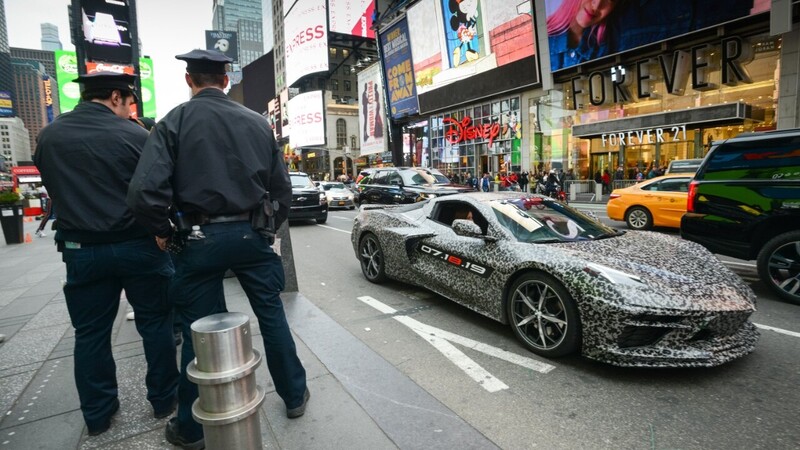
55 50 155 117
80 0 134 64
280 89 291 138
329 0 375 38
544 0 771 72
284 0 329 87
378 18 418 119
42 77 54 123
268 98 281 139
205 30 239 64
405 0 539 113
288 90 325 148
0 91 13 117
54 50 80 113
357 63 387 155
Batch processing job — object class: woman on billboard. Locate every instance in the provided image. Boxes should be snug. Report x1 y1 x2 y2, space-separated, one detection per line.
546 0 625 71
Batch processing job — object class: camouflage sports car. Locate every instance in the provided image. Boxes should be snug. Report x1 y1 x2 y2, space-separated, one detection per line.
351 192 759 368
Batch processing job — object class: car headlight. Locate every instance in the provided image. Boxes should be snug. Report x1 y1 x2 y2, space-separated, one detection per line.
419 192 437 199
583 263 646 287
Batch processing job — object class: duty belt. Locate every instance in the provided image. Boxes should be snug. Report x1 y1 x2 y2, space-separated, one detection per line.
202 212 251 224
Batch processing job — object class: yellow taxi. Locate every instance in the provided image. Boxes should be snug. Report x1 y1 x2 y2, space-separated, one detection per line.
606 174 693 230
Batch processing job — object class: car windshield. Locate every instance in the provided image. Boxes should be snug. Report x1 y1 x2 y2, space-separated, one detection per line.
290 175 315 189
489 197 618 243
322 183 346 191
399 169 440 186
428 169 451 184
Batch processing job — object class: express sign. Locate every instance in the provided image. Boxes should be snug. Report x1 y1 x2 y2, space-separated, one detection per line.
443 117 501 146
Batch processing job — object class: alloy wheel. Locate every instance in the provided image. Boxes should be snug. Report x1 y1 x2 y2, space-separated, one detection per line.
766 240 800 302
359 235 386 282
509 280 569 351
627 207 650 230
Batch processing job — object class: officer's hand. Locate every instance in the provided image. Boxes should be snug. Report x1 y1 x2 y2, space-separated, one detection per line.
155 236 169 251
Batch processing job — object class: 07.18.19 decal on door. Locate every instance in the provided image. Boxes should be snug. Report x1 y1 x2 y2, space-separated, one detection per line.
419 244 493 278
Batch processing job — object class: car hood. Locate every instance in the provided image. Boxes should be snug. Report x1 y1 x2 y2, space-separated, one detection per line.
548 231 756 311
327 188 352 195
293 188 320 195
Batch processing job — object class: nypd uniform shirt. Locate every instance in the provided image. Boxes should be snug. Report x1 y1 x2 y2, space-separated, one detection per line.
127 88 291 238
34 101 151 243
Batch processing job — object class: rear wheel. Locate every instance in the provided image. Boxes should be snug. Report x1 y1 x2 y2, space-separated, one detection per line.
625 206 652 230
506 272 580 357
359 233 387 283
316 216 327 224
757 231 800 305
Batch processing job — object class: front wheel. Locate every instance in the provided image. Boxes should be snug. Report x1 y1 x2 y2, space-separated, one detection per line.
625 206 652 230
506 272 580 357
316 216 328 224
358 233 387 283
757 231 800 305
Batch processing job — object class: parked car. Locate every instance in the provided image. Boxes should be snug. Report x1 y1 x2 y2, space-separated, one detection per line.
289 172 328 224
319 181 355 209
356 167 471 205
665 158 704 174
606 174 692 230
352 193 758 367
681 128 800 304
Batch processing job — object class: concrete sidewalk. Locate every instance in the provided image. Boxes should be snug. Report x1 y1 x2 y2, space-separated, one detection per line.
0 220 495 449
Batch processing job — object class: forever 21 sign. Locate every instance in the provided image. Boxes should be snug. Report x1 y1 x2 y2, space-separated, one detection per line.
569 36 754 109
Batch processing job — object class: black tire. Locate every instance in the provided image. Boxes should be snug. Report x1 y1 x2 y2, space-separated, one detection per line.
349 205 355 210
506 272 580 357
358 233 387 283
757 230 800 305
625 206 652 230
316 216 328 224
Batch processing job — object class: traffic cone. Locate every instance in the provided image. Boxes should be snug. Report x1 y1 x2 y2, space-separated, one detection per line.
24 233 32 243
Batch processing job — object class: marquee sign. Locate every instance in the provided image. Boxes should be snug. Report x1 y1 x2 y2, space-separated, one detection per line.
601 124 688 147
444 117 501 147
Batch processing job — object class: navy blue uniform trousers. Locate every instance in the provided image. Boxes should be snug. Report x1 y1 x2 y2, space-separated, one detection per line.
62 236 179 430
171 221 307 441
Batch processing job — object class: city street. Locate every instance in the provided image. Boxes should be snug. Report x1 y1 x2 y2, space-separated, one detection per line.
289 204 800 450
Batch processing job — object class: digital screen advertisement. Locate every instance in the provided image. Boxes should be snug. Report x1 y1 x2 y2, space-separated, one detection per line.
205 30 239 64
0 91 13 117
80 0 134 63
284 0 329 87
404 0 539 113
329 0 375 38
378 18 418 120
544 0 771 71
288 90 325 148
357 63 387 155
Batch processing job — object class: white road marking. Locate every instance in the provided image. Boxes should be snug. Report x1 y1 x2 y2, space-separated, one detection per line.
330 215 354 221
754 323 800 338
721 260 757 268
357 295 555 392
315 224 351 234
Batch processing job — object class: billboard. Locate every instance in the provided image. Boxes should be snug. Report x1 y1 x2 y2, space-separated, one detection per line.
280 89 291 138
43 77 54 123
544 0 771 72
0 91 13 117
405 0 539 113
378 18 418 120
329 0 375 38
288 90 325 148
54 50 155 118
80 0 134 63
205 30 239 64
284 0 329 87
357 63 387 155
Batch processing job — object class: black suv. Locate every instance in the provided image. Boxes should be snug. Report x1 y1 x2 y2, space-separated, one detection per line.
357 167 472 205
289 172 328 224
681 128 800 304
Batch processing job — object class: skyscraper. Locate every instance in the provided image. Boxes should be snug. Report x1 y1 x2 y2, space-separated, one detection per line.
11 59 48 156
212 0 264 67
0 0 16 118
10 48 60 116
40 23 62 51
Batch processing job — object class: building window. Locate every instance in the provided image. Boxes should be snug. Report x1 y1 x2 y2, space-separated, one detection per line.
336 119 347 149
331 79 339 91
344 80 351 92
329 48 337 57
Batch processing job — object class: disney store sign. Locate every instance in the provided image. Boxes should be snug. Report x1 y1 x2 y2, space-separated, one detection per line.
443 116 501 146
601 124 688 147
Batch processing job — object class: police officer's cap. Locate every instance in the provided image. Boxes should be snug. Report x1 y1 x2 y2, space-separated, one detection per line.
74 72 138 92
175 49 232 74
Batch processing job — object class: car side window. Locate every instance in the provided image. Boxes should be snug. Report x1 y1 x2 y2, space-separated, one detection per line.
659 178 690 192
387 172 403 186
372 171 389 185
640 181 659 191
705 137 800 180
431 202 488 234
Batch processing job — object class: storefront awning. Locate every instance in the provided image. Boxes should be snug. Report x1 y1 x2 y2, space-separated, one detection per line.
572 102 760 138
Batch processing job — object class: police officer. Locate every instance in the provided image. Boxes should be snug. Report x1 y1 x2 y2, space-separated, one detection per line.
127 50 308 449
34 72 179 436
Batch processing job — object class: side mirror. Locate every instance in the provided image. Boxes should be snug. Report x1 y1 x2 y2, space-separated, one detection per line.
452 219 484 239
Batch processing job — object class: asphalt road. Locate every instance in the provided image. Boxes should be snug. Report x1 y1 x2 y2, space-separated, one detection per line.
288 204 800 450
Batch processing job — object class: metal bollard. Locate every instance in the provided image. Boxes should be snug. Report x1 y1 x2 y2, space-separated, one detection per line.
187 312 265 450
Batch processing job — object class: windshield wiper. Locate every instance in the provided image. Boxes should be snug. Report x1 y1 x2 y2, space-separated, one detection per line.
593 230 625 240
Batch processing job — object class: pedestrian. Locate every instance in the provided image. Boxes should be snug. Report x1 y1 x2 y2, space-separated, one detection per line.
615 165 624 181
519 171 528 193
481 173 490 192
33 72 179 436
34 185 54 237
127 50 308 450
602 169 611 194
